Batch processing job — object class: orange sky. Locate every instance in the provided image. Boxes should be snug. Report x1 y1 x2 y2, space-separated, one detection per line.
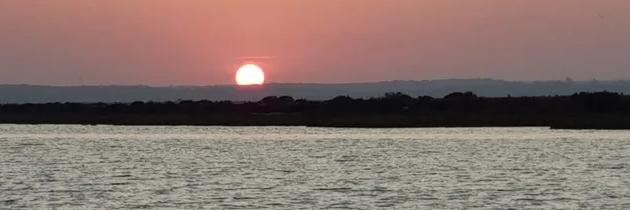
1 0 630 85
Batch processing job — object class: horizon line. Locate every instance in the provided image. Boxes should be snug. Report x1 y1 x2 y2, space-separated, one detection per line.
0 78 626 88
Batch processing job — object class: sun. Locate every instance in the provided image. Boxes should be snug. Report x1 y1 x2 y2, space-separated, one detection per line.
235 64 265 86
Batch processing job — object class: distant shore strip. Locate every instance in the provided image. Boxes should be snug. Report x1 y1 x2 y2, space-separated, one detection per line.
1 92 628 130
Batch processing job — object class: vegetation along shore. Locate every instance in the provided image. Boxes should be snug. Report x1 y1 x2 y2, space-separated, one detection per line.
0 92 628 129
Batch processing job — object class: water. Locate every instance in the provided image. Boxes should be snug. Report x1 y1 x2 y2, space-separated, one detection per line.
1 125 630 209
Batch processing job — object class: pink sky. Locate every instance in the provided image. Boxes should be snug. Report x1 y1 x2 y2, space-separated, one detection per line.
1 0 630 85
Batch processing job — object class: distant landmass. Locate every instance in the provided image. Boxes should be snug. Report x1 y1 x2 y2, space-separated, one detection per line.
0 91 628 129
2 79 630 103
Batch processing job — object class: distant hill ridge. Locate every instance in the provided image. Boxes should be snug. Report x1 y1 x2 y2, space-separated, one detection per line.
1 79 630 103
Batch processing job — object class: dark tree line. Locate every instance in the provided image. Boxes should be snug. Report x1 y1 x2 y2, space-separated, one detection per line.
0 91 629 129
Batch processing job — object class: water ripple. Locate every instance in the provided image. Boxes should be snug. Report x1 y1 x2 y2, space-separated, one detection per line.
1 125 630 209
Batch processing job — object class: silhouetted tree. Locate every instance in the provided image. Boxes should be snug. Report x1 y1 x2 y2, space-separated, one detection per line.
0 91 628 129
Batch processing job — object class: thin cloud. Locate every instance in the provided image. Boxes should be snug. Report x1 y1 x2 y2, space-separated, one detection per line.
237 56 276 60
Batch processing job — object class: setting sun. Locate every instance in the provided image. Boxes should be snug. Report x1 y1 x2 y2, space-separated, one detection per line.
235 64 265 86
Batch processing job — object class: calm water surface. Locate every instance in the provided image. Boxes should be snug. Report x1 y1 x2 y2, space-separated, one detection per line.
1 125 630 209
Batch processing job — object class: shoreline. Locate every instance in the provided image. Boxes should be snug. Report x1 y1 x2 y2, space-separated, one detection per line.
1 91 629 130
0 121 627 130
